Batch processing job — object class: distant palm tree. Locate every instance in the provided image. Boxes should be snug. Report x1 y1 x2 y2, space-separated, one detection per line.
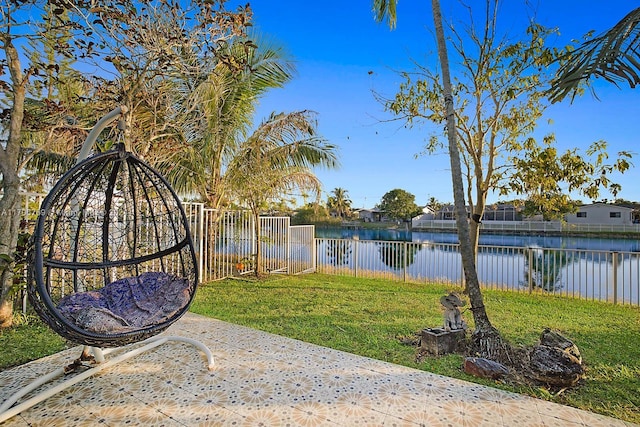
549 7 640 102
327 187 352 218
373 0 506 359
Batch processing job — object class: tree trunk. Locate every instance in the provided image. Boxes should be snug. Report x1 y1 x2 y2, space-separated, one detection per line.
468 196 486 259
0 189 21 328
430 0 509 360
0 35 26 328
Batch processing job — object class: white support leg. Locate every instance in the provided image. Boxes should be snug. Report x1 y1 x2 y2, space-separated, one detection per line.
0 336 214 423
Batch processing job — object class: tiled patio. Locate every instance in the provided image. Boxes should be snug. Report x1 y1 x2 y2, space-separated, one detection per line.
0 313 633 426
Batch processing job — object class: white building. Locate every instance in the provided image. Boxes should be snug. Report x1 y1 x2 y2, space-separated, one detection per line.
565 203 635 226
357 208 384 222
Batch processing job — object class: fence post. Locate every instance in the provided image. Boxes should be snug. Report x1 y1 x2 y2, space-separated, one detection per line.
286 224 291 275
528 248 533 294
312 233 317 273
612 251 618 305
403 242 407 283
354 240 358 278
197 204 204 283
459 244 464 288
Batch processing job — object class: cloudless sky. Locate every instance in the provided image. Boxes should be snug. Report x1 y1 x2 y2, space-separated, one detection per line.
242 1 639 209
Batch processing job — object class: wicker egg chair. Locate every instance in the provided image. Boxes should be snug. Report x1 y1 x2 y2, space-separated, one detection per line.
27 108 198 348
0 107 212 424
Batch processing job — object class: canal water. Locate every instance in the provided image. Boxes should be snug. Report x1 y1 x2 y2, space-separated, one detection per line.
316 227 640 252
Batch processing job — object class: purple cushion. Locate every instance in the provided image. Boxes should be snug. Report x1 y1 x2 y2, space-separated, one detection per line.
57 272 191 334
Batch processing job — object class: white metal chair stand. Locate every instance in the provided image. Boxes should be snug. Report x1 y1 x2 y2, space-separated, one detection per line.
0 336 214 423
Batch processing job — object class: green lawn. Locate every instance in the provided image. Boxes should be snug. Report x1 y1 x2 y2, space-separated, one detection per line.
2 273 639 423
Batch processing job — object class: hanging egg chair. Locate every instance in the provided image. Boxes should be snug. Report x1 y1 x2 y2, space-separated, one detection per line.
27 108 198 348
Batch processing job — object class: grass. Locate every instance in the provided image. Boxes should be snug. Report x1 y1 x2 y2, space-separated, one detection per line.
2 273 639 423
0 314 67 370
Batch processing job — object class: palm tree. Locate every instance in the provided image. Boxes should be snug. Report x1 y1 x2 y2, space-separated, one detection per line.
373 0 508 359
227 110 339 275
549 7 640 103
161 36 296 210
327 187 352 218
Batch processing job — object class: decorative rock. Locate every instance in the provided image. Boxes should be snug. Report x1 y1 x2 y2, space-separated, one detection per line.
540 328 582 363
463 357 509 380
529 345 584 387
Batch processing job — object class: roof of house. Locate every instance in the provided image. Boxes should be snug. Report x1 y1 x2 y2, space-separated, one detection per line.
578 202 634 211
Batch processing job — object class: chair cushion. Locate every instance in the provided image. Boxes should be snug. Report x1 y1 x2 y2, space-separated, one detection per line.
57 272 190 334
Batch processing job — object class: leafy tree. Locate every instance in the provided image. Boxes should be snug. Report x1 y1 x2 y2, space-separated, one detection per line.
227 111 338 275
1 0 99 328
549 7 640 103
326 187 352 218
509 140 631 220
292 203 332 225
374 0 633 359
73 1 254 170
377 189 421 221
379 1 571 259
426 196 443 212
374 0 508 359
0 0 251 327
161 35 294 211
537 7 639 219
20 4 93 190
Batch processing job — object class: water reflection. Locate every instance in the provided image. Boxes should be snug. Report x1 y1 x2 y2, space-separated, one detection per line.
317 226 412 242
522 248 576 292
317 227 640 252
326 239 352 266
376 241 423 269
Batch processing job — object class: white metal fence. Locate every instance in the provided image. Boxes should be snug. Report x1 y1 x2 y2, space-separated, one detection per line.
12 193 640 310
181 205 315 281
412 219 640 234
316 238 640 307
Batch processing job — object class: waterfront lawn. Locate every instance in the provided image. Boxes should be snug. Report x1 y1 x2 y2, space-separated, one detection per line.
3 273 638 423
191 273 640 424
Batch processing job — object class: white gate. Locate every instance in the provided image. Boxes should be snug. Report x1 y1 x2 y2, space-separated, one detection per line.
258 217 315 275
183 207 315 281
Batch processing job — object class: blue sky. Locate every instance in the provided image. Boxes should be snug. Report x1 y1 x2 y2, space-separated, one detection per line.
242 1 640 209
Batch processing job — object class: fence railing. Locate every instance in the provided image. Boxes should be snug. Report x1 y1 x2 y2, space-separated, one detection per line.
179 207 315 281
315 238 640 307
412 219 640 234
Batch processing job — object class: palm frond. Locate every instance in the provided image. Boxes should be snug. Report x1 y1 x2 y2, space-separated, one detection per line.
549 7 640 103
373 0 398 29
